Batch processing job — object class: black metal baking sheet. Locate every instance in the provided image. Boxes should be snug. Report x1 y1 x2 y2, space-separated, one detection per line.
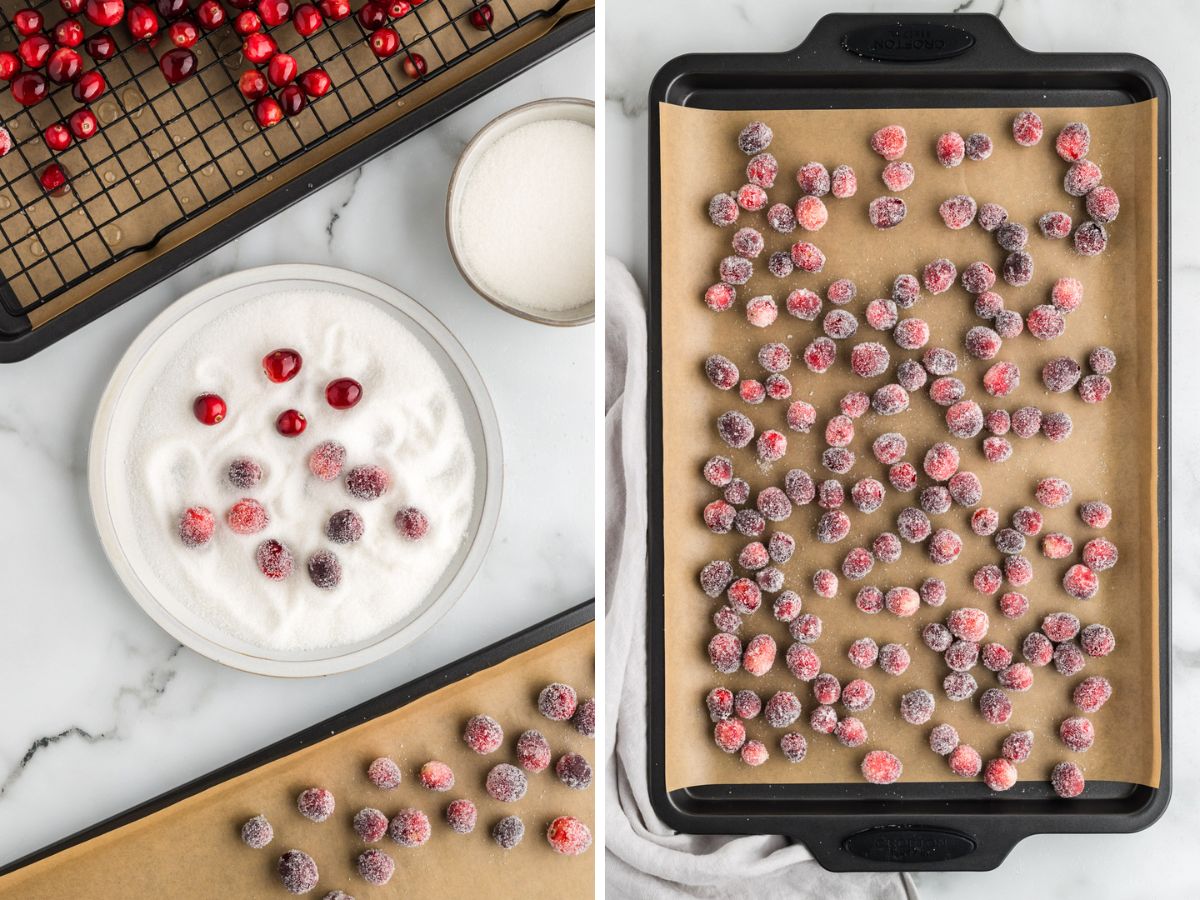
645 12 1170 872
0 599 593 877
0 5 593 363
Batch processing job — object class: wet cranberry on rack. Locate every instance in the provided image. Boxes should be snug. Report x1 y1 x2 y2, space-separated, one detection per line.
73 69 106 102
86 0 126 28
14 9 44 35
156 0 189 17
267 52 297 85
159 47 196 83
319 0 351 20
469 3 493 29
0 53 19 82
402 52 426 78
358 1 387 28
68 108 98 140
197 0 226 29
259 0 293 27
167 19 198 48
299 67 331 97
47 48 82 83
233 10 261 33
55 18 86 47
255 96 283 127
326 377 362 409
243 32 276 63
44 122 73 151
85 32 118 60
19 35 52 70
280 83 306 115
369 26 399 57
292 2 323 34
239 68 269 99
193 392 226 424
127 4 161 41
386 0 413 17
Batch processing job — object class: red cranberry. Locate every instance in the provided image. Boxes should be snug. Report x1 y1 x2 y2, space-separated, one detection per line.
167 19 198 47
19 35 52 69
275 408 306 436
279 83 305 115
259 0 292 27
233 9 261 33
72 69 106 102
299 66 330 97
196 0 226 28
62 0 87 11
156 0 189 17
386 0 412 16
179 506 215 547
254 96 282 128
86 0 126 27
0 52 19 81
267 52 297 85
243 31 276 63
239 68 268 99
395 506 429 541
48 47 84 83
261 348 301 382
14 9 44 35
127 4 160 41
357 0 386 27
55 18 86 46
159 47 196 83
369 26 399 57
39 162 70 195
68 108 98 140
469 3 493 29
256 539 294 580
402 52 426 78
292 2 322 34
193 392 226 424
44 122 72 151
319 0 350 19
227 498 269 534
326 376 362 408
85 32 117 60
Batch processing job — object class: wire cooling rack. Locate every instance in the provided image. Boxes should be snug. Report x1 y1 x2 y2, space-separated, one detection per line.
0 0 571 321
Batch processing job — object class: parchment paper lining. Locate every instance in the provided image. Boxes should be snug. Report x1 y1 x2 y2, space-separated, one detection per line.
659 102 1159 791
0 623 595 899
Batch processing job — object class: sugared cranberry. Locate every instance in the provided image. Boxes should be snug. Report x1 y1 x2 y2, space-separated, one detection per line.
1012 110 1043 146
280 83 305 116
127 4 160 41
299 66 331 97
1052 761 1086 798
68 108 97 140
167 19 198 47
72 69 105 102
240 814 273 848
296 786 335 821
193 392 226 424
256 538 294 579
346 464 391 500
227 498 269 534
234 9 261 33
267 52 297 85
227 457 262 488
326 508 364 544
277 850 318 894
306 549 341 588
197 0 226 28
469 2 493 29
243 31 276 63
179 506 215 546
395 506 429 541
275 408 306 436
44 122 72 151
239 68 268 99
86 0 125 27
485 762 527 801
292 2 322 34
870 124 907 160
85 32 117 60
444 798 477 834
353 807 389 843
389 808 431 846
254 96 283 128
402 52 426 78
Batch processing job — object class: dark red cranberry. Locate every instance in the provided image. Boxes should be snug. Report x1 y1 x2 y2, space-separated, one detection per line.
369 26 398 57
292 2 322 34
44 122 72 151
299 66 330 97
61 0 87 12
238 68 268 99
40 163 70 195
254 96 283 128
267 52 297 86
55 19 86 47
262 348 301 382
259 0 292 26
11 71 47 106
14 9 44 35
306 549 341 588
127 3 160 41
167 19 198 47
193 392 226 424
233 9 261 33
85 32 117 60
279 83 305 115
357 0 386 28
156 0 188 17
68 108 98 140
227 0 256 8
46 47 82 83
0 52 19 81
196 0 225 28
469 3 493 29
243 31 275 63
402 52 425 78
19 35 52 69
159 47 196 83
319 0 350 19
256 539 294 580
326 377 362 409
72 69 106 102
86 0 126 28
395 506 429 541
275 408 306 436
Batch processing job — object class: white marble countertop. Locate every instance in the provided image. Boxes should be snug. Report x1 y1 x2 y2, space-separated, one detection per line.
606 2 1193 896
0 35 595 869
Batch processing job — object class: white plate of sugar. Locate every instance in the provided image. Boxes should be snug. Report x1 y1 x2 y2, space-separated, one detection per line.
447 98 595 326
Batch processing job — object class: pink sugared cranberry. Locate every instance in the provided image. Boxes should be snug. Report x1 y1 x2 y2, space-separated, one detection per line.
395 506 429 541
296 786 335 822
862 750 903 785
179 506 214 547
256 539 294 579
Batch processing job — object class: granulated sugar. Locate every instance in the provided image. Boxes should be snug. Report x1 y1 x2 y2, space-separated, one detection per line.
126 289 476 652
456 117 594 313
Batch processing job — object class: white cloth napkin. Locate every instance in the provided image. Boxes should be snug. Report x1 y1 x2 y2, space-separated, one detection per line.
603 257 916 899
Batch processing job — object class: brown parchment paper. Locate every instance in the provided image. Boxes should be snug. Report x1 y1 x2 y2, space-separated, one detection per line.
659 102 1160 791
0 623 595 899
